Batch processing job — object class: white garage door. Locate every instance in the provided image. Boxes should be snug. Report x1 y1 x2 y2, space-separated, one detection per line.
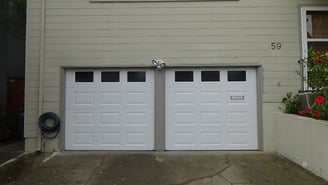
165 68 258 150
65 69 154 150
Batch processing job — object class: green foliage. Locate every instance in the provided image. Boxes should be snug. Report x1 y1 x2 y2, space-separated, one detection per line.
283 48 328 120
307 48 328 92
306 48 328 120
282 92 302 114
313 92 328 120
9 0 26 10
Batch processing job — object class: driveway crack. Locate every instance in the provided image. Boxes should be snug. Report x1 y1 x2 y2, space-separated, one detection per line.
218 154 232 185
171 154 232 185
84 155 105 185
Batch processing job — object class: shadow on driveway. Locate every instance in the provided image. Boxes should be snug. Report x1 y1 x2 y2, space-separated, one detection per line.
0 151 327 185
0 141 24 165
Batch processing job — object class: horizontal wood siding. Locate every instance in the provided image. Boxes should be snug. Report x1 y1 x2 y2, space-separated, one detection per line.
25 0 41 138
25 0 327 150
41 0 322 102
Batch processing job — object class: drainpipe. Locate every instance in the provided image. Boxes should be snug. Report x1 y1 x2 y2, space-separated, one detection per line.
37 0 46 152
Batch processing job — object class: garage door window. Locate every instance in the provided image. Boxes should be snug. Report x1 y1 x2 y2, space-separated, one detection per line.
201 71 220 82
127 71 146 82
101 71 120 82
175 71 193 82
228 71 246 82
75 72 93 82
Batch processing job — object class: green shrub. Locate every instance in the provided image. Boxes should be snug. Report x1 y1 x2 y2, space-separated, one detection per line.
282 92 302 114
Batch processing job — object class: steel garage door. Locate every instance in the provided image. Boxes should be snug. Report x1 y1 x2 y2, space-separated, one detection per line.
165 68 258 150
65 69 154 150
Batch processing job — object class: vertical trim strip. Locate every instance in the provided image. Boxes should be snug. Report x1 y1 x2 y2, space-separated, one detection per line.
154 70 165 151
257 66 264 151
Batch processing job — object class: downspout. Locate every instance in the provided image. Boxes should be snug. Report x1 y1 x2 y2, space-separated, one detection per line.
37 0 46 152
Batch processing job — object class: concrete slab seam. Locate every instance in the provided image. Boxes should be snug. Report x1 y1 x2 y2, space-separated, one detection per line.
42 152 59 163
84 155 105 185
0 152 32 168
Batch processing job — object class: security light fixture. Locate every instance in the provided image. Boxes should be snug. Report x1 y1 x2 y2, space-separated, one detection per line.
152 59 166 70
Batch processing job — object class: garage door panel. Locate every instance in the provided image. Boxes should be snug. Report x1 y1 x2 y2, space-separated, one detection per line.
228 133 249 145
200 92 223 104
127 91 149 103
198 104 224 111
66 90 95 107
124 102 152 110
73 133 94 145
173 132 196 146
166 91 195 107
73 92 95 105
227 112 249 125
126 132 147 144
165 112 196 128
200 132 223 147
99 133 121 146
97 123 121 130
65 69 154 150
72 112 95 125
99 112 120 125
200 112 222 123
166 68 258 150
99 92 121 105
198 126 225 132
174 111 195 123
226 132 257 149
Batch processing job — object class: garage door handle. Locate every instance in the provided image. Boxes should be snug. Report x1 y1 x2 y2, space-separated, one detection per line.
230 96 244 100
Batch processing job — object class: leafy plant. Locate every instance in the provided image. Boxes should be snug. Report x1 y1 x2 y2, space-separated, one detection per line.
282 92 302 114
297 95 327 119
9 0 26 11
282 48 328 120
307 48 328 92
304 48 328 120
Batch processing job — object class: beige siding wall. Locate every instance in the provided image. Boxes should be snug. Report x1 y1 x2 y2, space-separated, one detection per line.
25 0 328 151
25 0 42 151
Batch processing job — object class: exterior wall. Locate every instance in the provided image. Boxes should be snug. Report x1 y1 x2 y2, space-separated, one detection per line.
275 112 328 181
25 0 42 151
25 0 328 152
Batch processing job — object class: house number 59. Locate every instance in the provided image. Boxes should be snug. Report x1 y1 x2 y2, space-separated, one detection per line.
271 42 282 50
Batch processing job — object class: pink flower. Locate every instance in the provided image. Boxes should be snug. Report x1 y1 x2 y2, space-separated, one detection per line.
298 107 311 115
304 107 311 113
314 96 324 104
298 110 305 115
316 51 321 56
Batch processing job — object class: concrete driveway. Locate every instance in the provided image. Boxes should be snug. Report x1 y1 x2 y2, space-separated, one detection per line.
0 152 327 185
0 141 24 165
